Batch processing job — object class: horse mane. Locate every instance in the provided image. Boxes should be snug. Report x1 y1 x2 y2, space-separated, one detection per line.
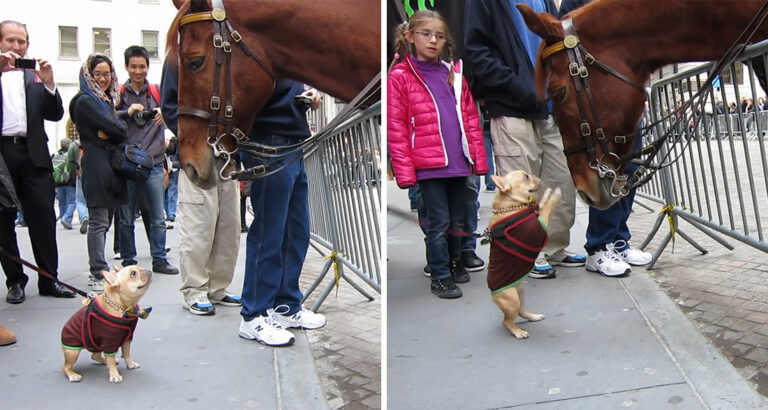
165 1 190 60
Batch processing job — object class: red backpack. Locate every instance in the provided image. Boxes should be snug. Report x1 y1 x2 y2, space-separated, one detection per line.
119 83 160 107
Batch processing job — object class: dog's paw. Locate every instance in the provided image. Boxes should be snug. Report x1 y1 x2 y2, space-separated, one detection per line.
125 360 141 370
521 312 546 322
510 328 529 339
66 372 83 383
539 187 561 211
109 372 123 383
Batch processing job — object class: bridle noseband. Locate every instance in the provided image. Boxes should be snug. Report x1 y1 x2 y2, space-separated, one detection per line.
541 18 652 198
177 0 276 180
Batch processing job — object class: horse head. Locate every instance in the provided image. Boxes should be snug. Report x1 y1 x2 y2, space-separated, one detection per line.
518 5 649 209
170 0 275 189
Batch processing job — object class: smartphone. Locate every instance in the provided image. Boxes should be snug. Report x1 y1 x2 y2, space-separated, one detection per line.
14 58 36 69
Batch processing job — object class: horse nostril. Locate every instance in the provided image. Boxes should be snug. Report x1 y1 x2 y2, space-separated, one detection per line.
184 164 199 182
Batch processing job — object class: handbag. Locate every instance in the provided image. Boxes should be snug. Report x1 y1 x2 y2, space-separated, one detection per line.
110 144 153 182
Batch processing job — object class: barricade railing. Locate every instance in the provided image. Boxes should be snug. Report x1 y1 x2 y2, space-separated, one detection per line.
639 40 768 267
302 101 382 311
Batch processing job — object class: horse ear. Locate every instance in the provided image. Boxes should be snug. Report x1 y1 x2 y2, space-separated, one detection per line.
189 0 210 13
172 0 184 9
516 4 563 43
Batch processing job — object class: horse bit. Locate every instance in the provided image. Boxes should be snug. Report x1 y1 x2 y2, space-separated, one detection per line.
540 18 658 197
177 0 276 180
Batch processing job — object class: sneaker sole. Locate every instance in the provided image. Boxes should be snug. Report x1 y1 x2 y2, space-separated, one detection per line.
549 261 586 267
211 300 242 307
585 265 631 277
464 264 485 272
182 303 216 316
432 290 463 299
238 332 295 347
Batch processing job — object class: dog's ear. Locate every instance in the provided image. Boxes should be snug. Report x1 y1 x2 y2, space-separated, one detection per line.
490 175 507 192
102 269 119 289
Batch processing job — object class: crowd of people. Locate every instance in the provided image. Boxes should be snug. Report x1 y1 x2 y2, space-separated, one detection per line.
387 1 653 300
0 19 327 348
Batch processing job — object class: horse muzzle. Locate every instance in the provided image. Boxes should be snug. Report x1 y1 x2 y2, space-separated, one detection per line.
576 175 624 210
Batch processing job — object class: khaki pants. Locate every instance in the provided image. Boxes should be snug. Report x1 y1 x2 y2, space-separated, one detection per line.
490 115 576 256
177 171 241 303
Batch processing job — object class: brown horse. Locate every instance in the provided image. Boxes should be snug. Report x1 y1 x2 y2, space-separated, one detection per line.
168 0 380 188
518 0 768 209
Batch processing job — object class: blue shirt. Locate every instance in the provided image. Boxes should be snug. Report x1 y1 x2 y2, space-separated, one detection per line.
510 0 546 65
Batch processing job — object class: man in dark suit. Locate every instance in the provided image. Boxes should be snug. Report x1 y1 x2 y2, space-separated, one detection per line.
0 20 75 303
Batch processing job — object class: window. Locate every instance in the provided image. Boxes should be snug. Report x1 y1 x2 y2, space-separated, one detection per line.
59 26 78 58
93 28 111 56
142 31 159 60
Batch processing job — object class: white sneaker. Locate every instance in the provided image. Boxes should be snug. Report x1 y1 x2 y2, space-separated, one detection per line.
271 305 327 330
238 316 295 347
620 246 652 266
586 247 631 277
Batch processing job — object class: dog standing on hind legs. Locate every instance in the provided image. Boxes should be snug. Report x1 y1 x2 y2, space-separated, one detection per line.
61 265 152 382
487 171 561 339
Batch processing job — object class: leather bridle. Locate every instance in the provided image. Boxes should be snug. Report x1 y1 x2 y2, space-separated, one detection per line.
177 0 276 180
541 18 653 198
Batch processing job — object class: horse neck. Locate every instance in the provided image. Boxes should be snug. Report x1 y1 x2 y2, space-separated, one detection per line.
577 0 768 73
231 0 378 102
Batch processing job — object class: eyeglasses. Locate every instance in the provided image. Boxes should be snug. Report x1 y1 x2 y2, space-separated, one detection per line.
413 31 447 42
92 72 111 79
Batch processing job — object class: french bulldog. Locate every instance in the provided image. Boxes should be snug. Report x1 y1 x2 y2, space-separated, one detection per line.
61 265 152 382
487 171 561 339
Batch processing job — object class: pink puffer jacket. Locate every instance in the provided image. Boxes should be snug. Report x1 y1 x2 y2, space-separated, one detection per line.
387 54 488 188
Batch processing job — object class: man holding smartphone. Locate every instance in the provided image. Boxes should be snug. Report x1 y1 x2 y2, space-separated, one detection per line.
0 20 74 303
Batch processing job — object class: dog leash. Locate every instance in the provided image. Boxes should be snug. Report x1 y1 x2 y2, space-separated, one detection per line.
0 246 89 298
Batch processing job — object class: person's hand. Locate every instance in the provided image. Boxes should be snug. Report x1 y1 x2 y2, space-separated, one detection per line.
35 59 55 90
153 108 164 126
302 89 322 111
127 103 145 116
97 130 109 140
0 51 20 71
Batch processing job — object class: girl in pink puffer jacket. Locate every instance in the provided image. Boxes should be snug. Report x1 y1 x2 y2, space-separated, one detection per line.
387 10 488 299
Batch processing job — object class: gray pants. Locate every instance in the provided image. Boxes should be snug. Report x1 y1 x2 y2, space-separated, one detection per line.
86 207 111 278
490 115 576 257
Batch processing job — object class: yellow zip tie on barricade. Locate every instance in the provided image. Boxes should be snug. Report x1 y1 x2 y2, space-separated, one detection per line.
660 204 676 252
325 251 341 297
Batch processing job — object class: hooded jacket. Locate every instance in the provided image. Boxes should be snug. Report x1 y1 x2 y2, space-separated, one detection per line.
387 54 488 188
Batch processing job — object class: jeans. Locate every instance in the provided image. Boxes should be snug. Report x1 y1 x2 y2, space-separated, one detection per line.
462 176 480 252
585 188 636 253
240 136 309 319
419 177 469 280
165 169 179 219
57 185 76 223
86 207 111 278
119 164 167 264
482 121 496 189
74 176 89 222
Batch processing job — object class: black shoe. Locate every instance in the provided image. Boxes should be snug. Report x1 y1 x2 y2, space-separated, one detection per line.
79 219 88 234
423 264 431 277
241 226 248 233
39 283 76 298
122 259 138 267
431 278 462 299
166 216 175 222
450 260 470 284
153 260 179 275
61 220 73 230
461 250 485 272
6 283 25 304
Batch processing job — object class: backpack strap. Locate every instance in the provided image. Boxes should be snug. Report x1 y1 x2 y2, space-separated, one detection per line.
120 84 161 107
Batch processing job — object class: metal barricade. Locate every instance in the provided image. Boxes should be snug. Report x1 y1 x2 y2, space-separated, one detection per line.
639 40 768 267
302 102 382 310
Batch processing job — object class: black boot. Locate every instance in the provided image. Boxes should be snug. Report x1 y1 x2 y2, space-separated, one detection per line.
450 260 470 284
461 250 485 272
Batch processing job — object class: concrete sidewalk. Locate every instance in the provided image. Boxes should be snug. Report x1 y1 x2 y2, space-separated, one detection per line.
1 219 326 409
386 180 768 409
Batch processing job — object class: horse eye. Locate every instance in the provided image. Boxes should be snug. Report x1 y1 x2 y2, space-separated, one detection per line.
186 57 205 72
550 87 567 104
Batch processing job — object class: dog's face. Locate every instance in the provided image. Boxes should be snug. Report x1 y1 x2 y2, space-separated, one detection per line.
102 265 152 308
490 171 542 206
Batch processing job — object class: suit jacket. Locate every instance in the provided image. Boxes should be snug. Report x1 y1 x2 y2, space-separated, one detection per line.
0 70 65 170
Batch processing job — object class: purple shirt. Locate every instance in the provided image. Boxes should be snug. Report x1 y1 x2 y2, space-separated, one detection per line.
412 59 472 181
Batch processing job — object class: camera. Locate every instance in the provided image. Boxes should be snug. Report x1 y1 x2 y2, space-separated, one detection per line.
14 58 36 69
133 109 157 127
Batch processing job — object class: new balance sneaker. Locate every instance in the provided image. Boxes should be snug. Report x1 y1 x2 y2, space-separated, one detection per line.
449 260 470 284
461 250 486 272
586 249 631 277
272 306 327 330
238 316 295 347
620 246 653 266
211 294 242 307
530 256 557 279
431 277 462 299
549 251 587 267
183 299 216 316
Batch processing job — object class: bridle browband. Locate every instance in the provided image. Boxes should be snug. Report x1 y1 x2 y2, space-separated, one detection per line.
177 0 276 180
540 18 654 198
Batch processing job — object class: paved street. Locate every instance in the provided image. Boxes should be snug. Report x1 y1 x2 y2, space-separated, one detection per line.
1 212 380 409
